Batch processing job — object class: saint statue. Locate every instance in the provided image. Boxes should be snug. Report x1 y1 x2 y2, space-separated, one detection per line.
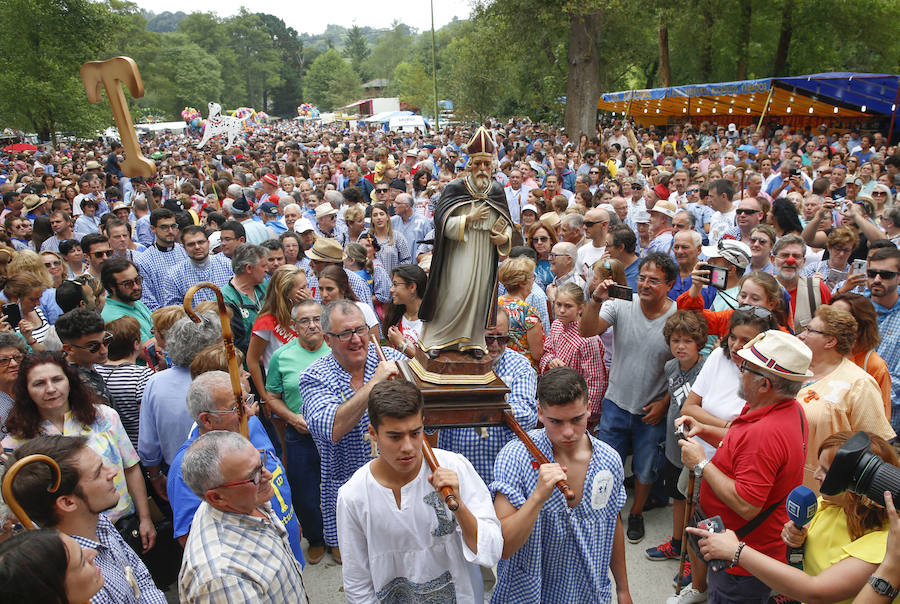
418 127 513 358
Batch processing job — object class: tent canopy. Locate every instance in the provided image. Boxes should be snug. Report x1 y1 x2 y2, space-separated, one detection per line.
389 115 430 131
597 72 899 122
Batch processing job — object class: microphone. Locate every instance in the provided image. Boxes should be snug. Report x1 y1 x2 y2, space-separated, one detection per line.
785 485 817 567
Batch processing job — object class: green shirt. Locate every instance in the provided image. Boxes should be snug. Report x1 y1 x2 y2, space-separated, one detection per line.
222 279 269 337
101 297 154 343
265 339 330 414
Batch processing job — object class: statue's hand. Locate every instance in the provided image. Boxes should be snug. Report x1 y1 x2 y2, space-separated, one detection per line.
490 232 509 247
466 202 490 224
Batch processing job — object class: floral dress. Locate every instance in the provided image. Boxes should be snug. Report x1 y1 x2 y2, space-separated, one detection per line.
498 294 543 367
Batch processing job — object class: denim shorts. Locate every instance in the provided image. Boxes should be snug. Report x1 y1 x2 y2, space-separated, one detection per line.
596 397 666 485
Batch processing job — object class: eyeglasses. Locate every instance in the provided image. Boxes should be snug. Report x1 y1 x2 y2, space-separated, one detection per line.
206 393 255 416
155 223 178 231
115 275 143 288
533 236 550 242
91 250 113 259
485 335 509 345
735 209 759 215
548 252 571 259
589 170 599 174
68 332 113 353
740 361 770 380
584 220 604 227
295 315 321 327
214 449 268 489
637 274 665 286
868 269 899 280
0 352 24 367
327 325 368 342
748 237 771 245
43 260 62 268
802 326 831 337
686 188 699 194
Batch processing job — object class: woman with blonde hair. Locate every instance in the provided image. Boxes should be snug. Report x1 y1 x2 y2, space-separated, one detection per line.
497 255 544 367
246 265 310 398
2 272 50 349
343 204 367 244
10 248 62 324
829 293 892 417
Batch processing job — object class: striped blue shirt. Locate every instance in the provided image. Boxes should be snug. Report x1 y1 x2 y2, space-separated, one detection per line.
164 254 233 308
298 343 407 546
490 429 626 604
438 348 538 483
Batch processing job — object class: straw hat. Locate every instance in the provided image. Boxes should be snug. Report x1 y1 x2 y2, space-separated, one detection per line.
304 237 343 263
736 330 813 382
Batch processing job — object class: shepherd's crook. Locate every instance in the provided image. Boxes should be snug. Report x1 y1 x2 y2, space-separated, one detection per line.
183 282 248 439
1 454 61 531
80 56 156 178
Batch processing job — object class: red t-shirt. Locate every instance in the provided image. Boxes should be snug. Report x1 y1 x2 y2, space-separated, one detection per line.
699 398 808 575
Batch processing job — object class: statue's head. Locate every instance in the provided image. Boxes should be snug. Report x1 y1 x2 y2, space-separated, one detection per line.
465 127 494 191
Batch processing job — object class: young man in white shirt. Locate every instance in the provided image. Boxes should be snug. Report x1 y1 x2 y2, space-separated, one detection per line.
337 379 502 603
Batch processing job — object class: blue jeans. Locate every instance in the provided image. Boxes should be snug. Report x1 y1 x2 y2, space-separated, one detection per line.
596 398 665 485
707 568 772 603
284 426 324 547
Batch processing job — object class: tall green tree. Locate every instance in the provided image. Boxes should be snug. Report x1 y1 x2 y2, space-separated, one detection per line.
343 25 371 81
257 13 307 116
0 0 119 142
302 49 362 111
365 21 416 80
391 62 432 114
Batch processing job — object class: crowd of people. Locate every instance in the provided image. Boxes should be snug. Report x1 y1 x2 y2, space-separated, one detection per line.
0 114 898 604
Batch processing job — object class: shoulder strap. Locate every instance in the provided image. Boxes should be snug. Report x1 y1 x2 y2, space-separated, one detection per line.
863 349 874 372
806 276 818 319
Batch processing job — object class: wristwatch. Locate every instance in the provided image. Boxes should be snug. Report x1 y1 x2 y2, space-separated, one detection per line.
868 576 899 598
693 459 709 478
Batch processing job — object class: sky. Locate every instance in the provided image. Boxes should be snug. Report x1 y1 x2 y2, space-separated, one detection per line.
131 0 473 37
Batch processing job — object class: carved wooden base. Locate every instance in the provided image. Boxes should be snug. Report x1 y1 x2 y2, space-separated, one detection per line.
397 360 511 429
408 347 496 385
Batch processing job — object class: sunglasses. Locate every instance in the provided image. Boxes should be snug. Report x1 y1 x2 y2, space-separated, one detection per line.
686 188 699 194
533 236 551 242
376 188 389 193
485 335 509 344
584 220 603 227
43 260 62 268
868 269 899 280
92 250 113 259
735 209 759 215
116 275 143 289
69 332 113 354
748 237 771 245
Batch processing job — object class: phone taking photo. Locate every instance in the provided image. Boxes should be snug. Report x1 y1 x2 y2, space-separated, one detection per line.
607 284 633 300
851 259 867 275
2 303 21 330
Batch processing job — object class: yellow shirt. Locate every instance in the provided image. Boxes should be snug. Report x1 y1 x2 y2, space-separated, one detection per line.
804 498 896 604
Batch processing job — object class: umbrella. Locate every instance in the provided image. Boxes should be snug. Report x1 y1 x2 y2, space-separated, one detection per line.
3 143 37 153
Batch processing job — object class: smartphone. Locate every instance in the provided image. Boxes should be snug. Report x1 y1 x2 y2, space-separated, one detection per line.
2 303 21 330
851 259 867 275
607 284 633 300
702 264 729 290
696 515 730 571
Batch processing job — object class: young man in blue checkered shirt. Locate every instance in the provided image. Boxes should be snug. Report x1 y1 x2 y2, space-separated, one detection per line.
865 246 900 432
490 367 632 603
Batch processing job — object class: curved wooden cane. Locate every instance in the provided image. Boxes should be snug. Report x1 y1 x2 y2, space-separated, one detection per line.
183 282 248 439
1 454 61 531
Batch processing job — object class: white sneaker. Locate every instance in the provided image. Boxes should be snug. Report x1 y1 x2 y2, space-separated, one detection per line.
666 587 707 604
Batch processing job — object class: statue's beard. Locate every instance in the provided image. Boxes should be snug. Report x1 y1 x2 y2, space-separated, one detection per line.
471 172 490 190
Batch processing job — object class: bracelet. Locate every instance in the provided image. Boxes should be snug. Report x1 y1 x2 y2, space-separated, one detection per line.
731 541 746 567
145 471 164 481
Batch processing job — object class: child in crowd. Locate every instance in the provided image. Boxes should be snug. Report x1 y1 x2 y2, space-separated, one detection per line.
645 310 708 590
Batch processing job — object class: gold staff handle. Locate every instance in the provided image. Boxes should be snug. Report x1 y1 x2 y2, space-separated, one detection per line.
1 454 61 531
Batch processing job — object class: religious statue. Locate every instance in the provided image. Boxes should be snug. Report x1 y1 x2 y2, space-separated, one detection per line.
418 127 512 360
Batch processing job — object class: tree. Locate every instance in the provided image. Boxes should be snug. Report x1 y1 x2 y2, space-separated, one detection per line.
772 0 794 76
0 0 119 143
257 13 307 116
365 21 416 80
302 49 362 111
392 61 432 114
657 9 671 87
343 25 371 81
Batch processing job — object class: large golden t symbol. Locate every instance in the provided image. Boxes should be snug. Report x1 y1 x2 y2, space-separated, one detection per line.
80 56 156 178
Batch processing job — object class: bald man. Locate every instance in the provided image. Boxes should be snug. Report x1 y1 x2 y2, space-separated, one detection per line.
576 207 610 280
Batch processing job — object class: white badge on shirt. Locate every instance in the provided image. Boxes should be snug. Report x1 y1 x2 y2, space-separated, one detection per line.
590 469 615 510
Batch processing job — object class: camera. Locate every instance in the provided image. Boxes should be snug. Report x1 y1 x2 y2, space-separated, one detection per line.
701 264 730 290
607 284 633 301
821 431 900 507
674 423 689 441
789 168 801 178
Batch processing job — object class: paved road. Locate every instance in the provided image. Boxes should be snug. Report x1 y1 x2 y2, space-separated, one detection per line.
164 491 689 603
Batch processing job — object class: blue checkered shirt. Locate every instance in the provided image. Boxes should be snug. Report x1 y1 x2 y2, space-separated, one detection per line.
438 348 537 484
391 213 433 255
134 215 154 247
298 343 407 546
306 267 374 306
868 292 900 432
489 429 626 604
314 221 349 247
372 262 392 303
164 254 233 307
375 234 412 274
70 514 166 604
135 243 187 311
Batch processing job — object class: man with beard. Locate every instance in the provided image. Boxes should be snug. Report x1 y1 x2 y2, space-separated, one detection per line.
100 258 154 346
419 127 513 358
865 246 900 432
134 209 187 311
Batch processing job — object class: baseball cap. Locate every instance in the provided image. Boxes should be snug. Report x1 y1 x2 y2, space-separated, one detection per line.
701 239 751 269
259 201 278 216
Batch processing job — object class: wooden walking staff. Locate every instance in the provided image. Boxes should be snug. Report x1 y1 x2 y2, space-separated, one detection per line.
81 57 156 179
369 334 460 512
501 409 576 501
1 454 61 531
183 282 248 439
675 471 698 596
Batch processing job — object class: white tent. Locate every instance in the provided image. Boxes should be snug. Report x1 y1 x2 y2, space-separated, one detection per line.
362 110 412 124
388 115 430 132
